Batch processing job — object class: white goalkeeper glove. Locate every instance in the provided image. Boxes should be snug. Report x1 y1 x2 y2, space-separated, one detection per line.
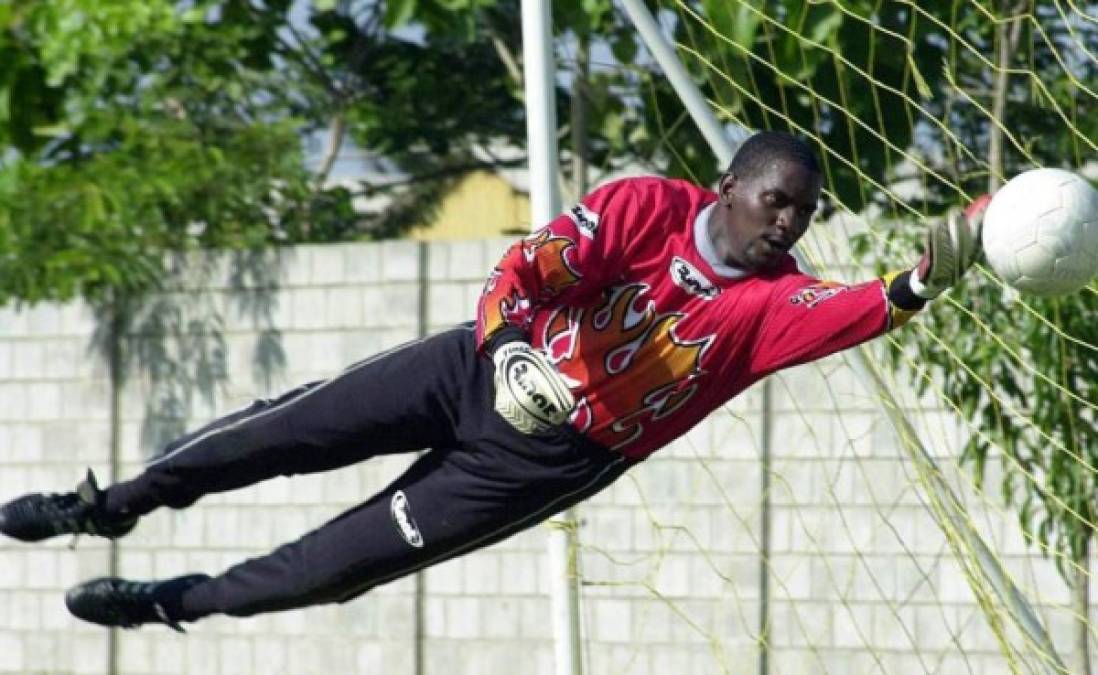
492 342 575 436
909 194 992 299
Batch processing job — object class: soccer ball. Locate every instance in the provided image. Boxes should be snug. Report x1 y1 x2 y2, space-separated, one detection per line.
981 168 1098 296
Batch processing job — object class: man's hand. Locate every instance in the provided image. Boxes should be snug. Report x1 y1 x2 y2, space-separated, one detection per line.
492 342 575 435
910 194 993 299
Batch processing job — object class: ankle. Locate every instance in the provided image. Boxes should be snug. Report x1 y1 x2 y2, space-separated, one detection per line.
154 574 212 623
100 480 147 520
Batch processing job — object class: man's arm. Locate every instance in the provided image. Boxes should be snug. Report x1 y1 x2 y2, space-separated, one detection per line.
749 196 990 377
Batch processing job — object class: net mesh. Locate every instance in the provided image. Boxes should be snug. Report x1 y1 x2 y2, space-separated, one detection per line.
570 1 1098 672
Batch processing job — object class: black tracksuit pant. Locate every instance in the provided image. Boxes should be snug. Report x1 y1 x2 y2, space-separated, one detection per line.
104 324 633 621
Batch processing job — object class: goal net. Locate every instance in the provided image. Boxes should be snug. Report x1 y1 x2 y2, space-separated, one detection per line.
569 2 1097 673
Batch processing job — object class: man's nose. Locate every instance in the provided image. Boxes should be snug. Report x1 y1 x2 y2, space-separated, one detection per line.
776 207 797 233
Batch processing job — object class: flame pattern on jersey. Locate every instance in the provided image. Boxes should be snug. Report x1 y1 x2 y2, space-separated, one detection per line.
542 283 713 451
480 229 582 340
521 229 582 297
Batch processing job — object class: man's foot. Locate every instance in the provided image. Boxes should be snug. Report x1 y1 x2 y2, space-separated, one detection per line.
65 574 211 632
0 469 138 542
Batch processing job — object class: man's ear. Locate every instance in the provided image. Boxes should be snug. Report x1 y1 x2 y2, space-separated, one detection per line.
717 173 738 206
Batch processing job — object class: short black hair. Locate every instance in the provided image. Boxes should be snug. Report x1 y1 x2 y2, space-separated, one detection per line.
726 131 821 180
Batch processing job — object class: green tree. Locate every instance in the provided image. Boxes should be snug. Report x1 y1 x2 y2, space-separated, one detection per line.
0 0 359 306
0 0 351 449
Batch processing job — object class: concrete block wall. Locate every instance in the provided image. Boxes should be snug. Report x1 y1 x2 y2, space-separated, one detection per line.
0 237 1080 674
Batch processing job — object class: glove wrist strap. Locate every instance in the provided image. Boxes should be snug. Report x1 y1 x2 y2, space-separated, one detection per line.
483 326 529 357
889 270 931 308
908 269 936 300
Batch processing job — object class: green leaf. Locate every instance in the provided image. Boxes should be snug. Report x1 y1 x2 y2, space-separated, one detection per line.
609 32 637 64
384 0 419 28
907 54 933 100
731 3 763 53
805 7 843 45
697 0 761 55
31 123 69 138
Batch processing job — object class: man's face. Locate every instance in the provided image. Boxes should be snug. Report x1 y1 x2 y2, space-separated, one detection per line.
709 160 822 271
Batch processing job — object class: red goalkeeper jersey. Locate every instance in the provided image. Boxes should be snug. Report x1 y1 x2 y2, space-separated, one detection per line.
476 177 900 459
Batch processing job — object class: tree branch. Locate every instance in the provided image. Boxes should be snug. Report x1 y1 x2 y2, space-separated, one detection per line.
354 156 528 194
988 0 1027 192
314 113 347 187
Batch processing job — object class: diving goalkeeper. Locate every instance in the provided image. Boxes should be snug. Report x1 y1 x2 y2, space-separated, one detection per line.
0 131 989 631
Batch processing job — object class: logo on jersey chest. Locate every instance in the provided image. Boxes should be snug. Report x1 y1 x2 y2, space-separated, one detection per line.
670 257 720 300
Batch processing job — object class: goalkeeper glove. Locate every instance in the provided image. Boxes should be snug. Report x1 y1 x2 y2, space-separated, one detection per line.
492 341 575 436
909 194 992 299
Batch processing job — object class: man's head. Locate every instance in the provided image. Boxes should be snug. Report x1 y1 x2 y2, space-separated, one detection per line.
707 131 823 271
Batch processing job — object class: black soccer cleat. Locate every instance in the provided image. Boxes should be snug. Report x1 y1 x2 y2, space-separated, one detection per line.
0 469 138 542
65 574 211 633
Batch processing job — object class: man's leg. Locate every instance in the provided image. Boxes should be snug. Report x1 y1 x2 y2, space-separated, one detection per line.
67 421 633 628
0 325 479 542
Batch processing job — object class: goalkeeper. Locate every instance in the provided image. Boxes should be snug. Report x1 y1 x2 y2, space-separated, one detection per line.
0 131 989 632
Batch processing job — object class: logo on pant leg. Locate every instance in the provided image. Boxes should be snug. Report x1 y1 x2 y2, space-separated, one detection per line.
390 490 424 548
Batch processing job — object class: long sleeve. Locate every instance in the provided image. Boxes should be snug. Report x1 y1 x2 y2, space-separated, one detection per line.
475 180 643 352
748 273 900 377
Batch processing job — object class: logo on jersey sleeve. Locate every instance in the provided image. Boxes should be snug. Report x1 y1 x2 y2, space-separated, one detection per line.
568 203 600 239
543 283 713 450
670 257 719 300
483 268 502 293
789 282 849 309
